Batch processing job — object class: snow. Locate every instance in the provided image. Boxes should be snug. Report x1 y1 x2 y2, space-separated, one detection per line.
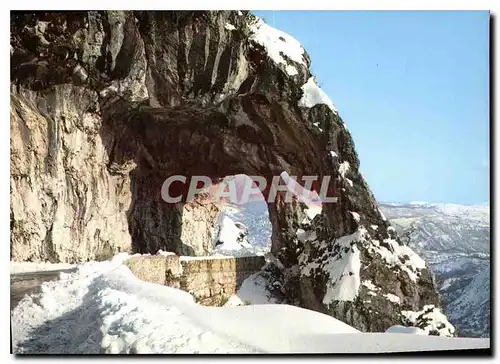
345 178 354 187
203 305 362 351
321 231 362 303
385 325 425 335
440 277 457 291
401 305 456 337
224 23 236 31
296 228 306 241
224 271 279 306
264 252 285 270
214 214 247 246
384 293 401 304
378 207 387 221
323 226 427 284
329 151 338 158
384 202 489 225
179 255 238 262
339 161 350 178
350 211 361 223
449 267 490 324
299 225 428 304
298 76 338 113
304 205 322 221
362 280 380 292
296 228 317 243
11 255 358 354
312 121 323 132
157 250 175 256
369 235 427 282
291 333 488 352
300 223 426 287
381 201 490 337
212 213 255 256
285 65 299 76
11 254 489 353
10 261 75 274
410 201 431 206
435 203 490 223
249 17 306 76
215 191 272 255
12 259 249 354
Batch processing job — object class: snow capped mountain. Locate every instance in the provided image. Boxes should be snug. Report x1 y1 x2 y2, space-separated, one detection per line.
379 202 490 338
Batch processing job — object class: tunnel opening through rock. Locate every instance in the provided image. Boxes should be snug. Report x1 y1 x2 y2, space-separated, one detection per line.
98 96 330 262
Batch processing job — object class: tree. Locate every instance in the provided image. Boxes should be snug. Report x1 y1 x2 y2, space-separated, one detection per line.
401 223 417 246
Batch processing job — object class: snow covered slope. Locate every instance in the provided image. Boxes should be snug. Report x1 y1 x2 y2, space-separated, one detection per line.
379 202 490 338
11 254 489 354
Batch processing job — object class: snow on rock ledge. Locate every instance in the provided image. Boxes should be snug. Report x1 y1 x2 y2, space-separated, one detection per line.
384 293 401 305
224 270 280 306
401 305 456 337
299 229 363 303
212 213 255 257
248 17 307 76
294 220 446 334
385 325 426 335
366 233 427 283
298 76 338 113
339 161 350 178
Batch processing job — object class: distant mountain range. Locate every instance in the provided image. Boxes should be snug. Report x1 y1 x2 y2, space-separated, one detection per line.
379 202 490 338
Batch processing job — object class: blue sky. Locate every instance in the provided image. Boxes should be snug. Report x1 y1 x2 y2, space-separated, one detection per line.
253 11 490 205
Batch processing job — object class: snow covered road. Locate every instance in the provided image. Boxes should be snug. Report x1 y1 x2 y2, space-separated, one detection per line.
11 254 490 354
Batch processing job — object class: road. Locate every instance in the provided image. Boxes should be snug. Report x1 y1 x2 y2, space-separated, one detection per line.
10 269 74 310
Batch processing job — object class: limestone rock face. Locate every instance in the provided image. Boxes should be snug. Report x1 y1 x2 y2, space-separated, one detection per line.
10 85 132 263
10 11 452 334
180 196 221 256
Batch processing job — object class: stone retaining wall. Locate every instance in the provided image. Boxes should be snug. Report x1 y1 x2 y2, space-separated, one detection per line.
124 254 266 306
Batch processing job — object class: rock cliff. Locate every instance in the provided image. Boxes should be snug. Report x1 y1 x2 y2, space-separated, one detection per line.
10 10 453 334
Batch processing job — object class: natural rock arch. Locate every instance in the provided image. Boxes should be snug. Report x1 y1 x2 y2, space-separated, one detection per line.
99 91 331 259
